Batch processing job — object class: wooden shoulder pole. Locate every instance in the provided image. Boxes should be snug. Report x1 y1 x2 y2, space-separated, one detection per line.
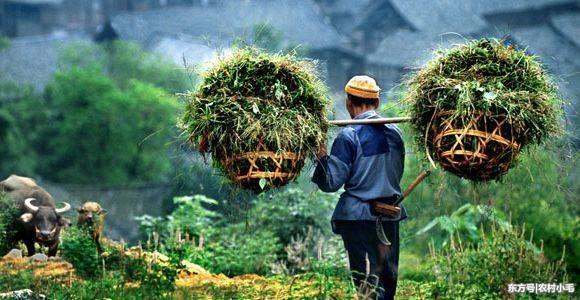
400 170 431 200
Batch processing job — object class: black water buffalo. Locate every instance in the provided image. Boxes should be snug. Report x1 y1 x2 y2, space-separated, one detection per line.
0 175 71 256
77 201 106 252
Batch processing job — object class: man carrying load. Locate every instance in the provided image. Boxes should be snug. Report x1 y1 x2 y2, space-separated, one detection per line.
312 75 405 300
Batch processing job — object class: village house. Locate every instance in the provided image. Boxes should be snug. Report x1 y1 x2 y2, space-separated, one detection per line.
0 0 216 38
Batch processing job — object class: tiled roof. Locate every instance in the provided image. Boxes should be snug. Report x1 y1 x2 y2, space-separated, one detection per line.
551 13 580 48
0 32 86 91
151 36 229 69
6 0 63 4
511 25 580 75
368 29 466 67
389 0 487 34
364 0 579 112
369 0 580 69
112 0 348 51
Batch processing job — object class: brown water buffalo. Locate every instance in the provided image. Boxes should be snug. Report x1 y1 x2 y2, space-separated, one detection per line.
77 201 106 252
0 175 71 256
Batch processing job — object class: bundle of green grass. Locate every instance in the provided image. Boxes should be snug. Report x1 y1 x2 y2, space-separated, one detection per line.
404 39 564 181
180 48 329 191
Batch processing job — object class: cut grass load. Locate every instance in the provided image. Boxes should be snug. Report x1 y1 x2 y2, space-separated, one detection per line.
180 48 329 191
404 39 564 181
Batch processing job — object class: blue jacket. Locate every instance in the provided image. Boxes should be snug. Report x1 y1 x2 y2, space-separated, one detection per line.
312 110 407 225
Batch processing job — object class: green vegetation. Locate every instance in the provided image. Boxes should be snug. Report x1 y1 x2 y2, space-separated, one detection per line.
136 195 282 277
0 83 41 178
396 223 569 299
431 224 568 299
0 36 9 50
1 188 571 299
382 101 577 283
37 68 178 184
416 203 511 248
249 188 336 244
396 139 577 284
180 48 329 189
60 226 101 279
0 41 186 184
0 192 20 255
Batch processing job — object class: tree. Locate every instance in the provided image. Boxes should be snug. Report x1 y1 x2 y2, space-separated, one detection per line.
0 83 41 178
59 40 191 93
38 67 178 184
0 36 9 50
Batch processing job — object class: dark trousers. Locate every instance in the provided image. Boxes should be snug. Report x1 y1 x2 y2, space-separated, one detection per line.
335 220 399 300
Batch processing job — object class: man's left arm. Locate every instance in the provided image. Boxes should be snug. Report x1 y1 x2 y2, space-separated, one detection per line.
312 130 356 192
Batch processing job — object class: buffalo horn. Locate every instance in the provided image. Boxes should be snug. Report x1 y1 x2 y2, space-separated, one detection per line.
55 202 71 214
24 198 39 213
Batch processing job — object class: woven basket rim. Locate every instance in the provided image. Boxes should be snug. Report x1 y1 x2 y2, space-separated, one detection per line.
220 146 305 184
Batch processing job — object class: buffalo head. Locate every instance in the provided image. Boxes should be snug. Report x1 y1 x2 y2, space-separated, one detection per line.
21 198 71 243
77 201 106 226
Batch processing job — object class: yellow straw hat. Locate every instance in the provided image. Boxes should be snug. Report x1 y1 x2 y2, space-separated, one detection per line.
344 75 380 99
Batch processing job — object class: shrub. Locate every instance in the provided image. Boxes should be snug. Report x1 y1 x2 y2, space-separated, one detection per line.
60 226 101 279
136 194 280 276
0 267 34 293
272 228 349 276
167 195 220 237
0 192 20 255
135 215 168 242
123 254 177 296
136 195 220 242
416 203 511 248
148 226 282 277
249 188 337 244
431 225 568 298
146 226 281 277
204 226 281 276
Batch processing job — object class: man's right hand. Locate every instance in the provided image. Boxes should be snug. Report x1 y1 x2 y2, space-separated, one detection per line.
316 144 328 159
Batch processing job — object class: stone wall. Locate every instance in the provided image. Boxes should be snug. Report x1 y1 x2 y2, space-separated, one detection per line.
41 181 173 243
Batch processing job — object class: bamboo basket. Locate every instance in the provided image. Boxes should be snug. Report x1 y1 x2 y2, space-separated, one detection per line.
219 143 304 191
427 111 521 180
